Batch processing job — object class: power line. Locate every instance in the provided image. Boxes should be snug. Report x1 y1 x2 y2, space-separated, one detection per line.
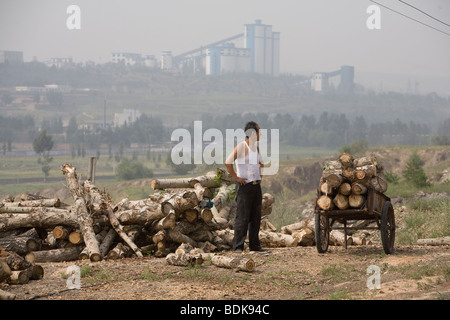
368 0 450 37
398 0 450 28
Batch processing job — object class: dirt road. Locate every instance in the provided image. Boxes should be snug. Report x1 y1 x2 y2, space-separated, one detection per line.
3 244 448 302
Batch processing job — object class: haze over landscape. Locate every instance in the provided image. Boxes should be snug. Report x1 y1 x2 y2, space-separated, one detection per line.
1 0 449 95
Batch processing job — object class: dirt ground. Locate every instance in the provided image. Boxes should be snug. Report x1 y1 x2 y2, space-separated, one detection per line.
3 244 449 301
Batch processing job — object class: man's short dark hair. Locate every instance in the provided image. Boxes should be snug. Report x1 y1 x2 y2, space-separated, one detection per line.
244 121 259 138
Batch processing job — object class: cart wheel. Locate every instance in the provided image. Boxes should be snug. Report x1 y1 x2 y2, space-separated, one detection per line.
315 213 329 253
381 201 395 254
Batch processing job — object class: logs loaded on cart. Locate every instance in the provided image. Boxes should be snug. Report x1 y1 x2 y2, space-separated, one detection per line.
314 153 396 254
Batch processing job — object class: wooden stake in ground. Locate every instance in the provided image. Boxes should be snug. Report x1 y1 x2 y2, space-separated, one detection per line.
61 164 101 262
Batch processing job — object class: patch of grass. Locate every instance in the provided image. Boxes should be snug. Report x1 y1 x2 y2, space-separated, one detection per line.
389 260 449 281
329 290 353 300
396 196 450 245
321 264 357 283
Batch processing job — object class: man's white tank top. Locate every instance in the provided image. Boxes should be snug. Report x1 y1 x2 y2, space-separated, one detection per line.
235 141 261 183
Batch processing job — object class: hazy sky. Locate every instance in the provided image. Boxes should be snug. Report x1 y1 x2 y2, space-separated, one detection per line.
1 0 449 94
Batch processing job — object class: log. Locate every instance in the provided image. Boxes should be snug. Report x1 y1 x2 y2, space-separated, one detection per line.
353 156 378 167
161 191 198 215
175 243 194 256
151 177 192 190
338 182 352 196
259 230 299 247
115 207 165 225
0 232 42 255
53 226 70 240
99 228 117 257
184 208 198 223
192 183 213 201
0 289 15 300
291 228 315 246
370 168 388 193
212 184 234 211
351 237 367 245
68 231 83 245
351 182 367 195
0 208 78 232
1 198 60 208
8 269 30 284
348 194 365 208
151 210 176 231
83 180 143 258
317 195 334 210
333 193 349 210
25 246 82 263
0 259 11 282
61 164 101 262
354 164 377 182
324 173 343 188
280 220 313 234
417 236 450 246
165 252 201 267
330 230 353 246
2 251 32 270
210 255 255 272
319 180 333 195
28 264 44 280
338 153 354 168
200 208 213 223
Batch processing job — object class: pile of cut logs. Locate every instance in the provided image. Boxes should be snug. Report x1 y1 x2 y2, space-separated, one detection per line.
316 153 388 211
0 164 284 274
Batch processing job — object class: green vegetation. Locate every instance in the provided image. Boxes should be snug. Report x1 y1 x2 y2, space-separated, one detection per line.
402 151 431 188
116 158 153 180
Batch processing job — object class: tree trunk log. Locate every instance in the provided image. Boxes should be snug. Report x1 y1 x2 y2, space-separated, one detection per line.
317 195 334 210
1 198 60 208
161 191 198 215
53 226 70 240
0 208 78 232
348 194 365 208
338 153 354 168
68 231 83 245
25 246 82 263
210 255 255 272
333 194 349 210
338 182 352 196
417 236 450 246
330 230 353 246
259 230 299 247
61 164 101 262
0 259 12 282
351 182 367 195
8 269 30 284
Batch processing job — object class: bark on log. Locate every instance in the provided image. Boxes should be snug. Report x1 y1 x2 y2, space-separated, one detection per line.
1 198 60 208
0 232 42 255
324 173 343 188
292 228 315 246
25 246 82 263
210 255 255 272
0 259 11 282
319 181 333 195
61 164 101 262
165 252 203 267
259 230 299 247
161 191 198 215
417 236 450 246
330 230 353 246
151 177 192 190
280 220 313 234
2 251 32 270
115 207 164 225
0 208 78 232
99 228 117 257
8 269 30 284
83 180 143 258
338 153 354 168
351 182 368 195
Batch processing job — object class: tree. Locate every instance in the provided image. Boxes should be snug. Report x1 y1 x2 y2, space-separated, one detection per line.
32 130 54 181
402 151 430 188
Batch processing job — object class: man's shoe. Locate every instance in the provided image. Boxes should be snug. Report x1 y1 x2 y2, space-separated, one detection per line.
250 247 269 252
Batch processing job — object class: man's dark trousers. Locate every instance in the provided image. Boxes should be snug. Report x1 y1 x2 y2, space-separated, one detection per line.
233 182 262 251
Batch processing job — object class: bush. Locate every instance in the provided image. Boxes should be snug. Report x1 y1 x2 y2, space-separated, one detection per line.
116 159 153 180
402 152 431 187
338 140 368 156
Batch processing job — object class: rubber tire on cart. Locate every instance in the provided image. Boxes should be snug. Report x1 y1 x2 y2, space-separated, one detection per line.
315 213 329 253
381 201 395 254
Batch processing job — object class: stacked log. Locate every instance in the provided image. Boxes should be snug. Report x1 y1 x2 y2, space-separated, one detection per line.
316 153 388 211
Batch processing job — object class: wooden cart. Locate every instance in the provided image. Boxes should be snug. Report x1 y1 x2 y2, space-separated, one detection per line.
314 187 395 254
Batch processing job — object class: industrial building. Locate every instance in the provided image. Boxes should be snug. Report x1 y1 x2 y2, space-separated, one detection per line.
164 20 280 76
310 65 355 94
0 50 23 64
111 52 157 67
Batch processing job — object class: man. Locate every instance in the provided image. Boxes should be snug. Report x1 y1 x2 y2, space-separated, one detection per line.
225 121 266 252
